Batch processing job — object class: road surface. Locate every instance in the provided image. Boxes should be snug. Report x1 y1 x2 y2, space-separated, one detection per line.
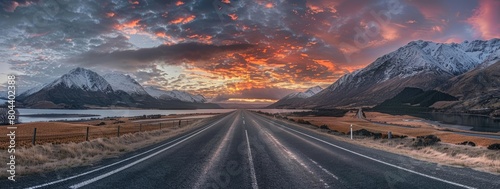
3 110 499 189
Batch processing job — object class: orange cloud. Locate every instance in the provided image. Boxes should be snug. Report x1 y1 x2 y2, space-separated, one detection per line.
187 34 213 44
228 14 238 20
265 3 273 8
105 12 115 18
313 59 336 72
467 0 500 39
175 1 184 6
170 15 196 24
227 98 277 103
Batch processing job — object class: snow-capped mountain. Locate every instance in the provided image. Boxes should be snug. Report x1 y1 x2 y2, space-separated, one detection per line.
267 86 323 108
299 38 500 108
18 84 47 98
103 73 148 96
19 67 219 109
283 86 323 99
46 67 114 92
144 86 207 103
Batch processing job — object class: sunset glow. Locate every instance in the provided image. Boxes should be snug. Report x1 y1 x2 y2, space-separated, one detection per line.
0 0 498 104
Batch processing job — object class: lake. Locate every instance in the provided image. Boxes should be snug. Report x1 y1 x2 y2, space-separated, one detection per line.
17 109 311 123
420 112 500 132
382 111 500 132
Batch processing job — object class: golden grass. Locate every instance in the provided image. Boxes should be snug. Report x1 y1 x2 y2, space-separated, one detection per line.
271 113 500 174
289 112 500 147
0 115 203 148
346 138 500 174
0 116 211 177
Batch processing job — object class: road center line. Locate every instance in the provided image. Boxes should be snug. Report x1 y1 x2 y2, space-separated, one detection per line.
245 130 259 189
255 114 476 189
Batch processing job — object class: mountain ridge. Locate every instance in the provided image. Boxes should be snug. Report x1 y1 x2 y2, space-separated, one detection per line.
278 38 500 113
19 68 219 109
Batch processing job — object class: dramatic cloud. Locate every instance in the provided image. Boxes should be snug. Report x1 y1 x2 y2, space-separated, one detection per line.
74 43 255 70
0 0 498 103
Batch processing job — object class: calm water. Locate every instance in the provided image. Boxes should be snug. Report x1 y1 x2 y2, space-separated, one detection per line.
18 109 236 123
17 108 311 123
422 113 500 132
386 111 500 132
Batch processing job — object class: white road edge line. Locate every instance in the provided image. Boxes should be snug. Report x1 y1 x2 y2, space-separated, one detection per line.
257 116 476 189
25 113 231 189
245 130 259 189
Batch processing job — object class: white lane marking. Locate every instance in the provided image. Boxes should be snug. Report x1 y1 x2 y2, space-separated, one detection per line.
308 158 339 180
24 116 225 189
256 116 476 189
193 114 240 189
245 130 259 189
243 120 246 125
251 119 330 188
65 115 231 189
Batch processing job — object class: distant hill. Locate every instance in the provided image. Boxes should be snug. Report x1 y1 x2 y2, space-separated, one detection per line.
267 86 323 108
373 87 458 113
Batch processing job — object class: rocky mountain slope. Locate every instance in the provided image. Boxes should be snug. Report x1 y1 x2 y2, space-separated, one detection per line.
294 39 499 110
436 60 500 115
19 68 219 109
144 86 207 103
267 86 323 108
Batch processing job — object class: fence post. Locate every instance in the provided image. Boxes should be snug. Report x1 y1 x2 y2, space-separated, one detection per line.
140 124 142 132
388 131 392 139
179 120 181 126
117 126 120 137
160 123 162 130
32 128 37 145
86 127 89 141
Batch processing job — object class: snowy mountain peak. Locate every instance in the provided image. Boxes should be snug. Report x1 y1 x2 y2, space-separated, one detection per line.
283 86 323 100
103 73 148 95
47 67 112 92
304 86 323 96
327 38 500 93
144 86 206 103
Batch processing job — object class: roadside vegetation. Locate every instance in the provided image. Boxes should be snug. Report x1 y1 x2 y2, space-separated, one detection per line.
0 115 217 177
255 111 500 174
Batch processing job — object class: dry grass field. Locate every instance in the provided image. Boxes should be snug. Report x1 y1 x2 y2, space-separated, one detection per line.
0 114 213 149
0 113 218 177
272 111 500 174
288 111 500 147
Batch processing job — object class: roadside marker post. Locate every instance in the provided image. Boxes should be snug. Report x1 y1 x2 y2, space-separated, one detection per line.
388 131 392 139
350 124 353 140
86 127 89 141
117 126 120 137
32 128 37 145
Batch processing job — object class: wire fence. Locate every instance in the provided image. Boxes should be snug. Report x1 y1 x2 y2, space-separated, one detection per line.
0 119 198 148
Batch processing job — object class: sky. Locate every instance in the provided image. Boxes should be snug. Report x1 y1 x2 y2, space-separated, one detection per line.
0 0 498 104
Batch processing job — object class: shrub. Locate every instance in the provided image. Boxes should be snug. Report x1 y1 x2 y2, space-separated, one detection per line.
297 119 310 124
413 135 440 146
457 141 476 147
319 124 329 130
487 143 500 150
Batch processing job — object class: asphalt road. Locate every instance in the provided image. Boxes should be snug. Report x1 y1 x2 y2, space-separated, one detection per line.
3 110 500 189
